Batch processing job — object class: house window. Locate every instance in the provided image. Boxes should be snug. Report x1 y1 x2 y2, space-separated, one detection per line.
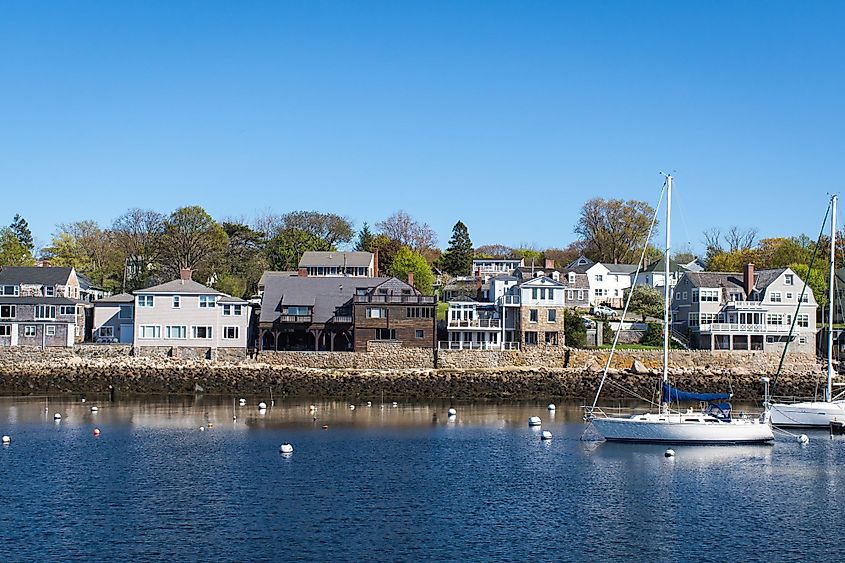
548 310 556 322
1 285 19 296
0 324 10 337
786 292 793 300
415 329 424 339
406 307 432 318
172 296 181 308
682 292 688 300
139 325 161 339
531 288 538 300
770 292 782 303
45 286 55 297
578 290 585 301
767 314 783 325
35 305 56 319
286 306 310 316
797 314 809 328
799 336 807 344
700 313 715 324
700 289 719 302
59 305 75 315
0 305 15 319
166 326 187 339
529 309 538 322
801 294 809 303
545 332 558 345
192 326 213 339
223 326 239 339
785 274 794 285
199 296 216 308
366 307 388 319
222 304 243 316
525 331 538 345
98 326 114 338
375 328 395 340
688 313 699 327
119 305 133 319
138 296 154 308
46 325 56 336
24 326 36 337
595 274 603 282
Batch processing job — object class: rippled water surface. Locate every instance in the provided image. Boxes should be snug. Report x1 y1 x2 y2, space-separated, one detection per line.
0 396 841 561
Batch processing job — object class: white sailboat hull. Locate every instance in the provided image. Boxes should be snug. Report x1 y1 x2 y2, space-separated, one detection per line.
769 401 845 428
591 413 774 444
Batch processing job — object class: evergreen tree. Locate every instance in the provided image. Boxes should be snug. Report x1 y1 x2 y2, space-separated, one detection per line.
440 221 473 276
355 222 375 252
10 214 33 252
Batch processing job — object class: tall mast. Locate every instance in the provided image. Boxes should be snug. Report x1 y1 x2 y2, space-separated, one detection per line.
663 175 672 387
828 195 836 402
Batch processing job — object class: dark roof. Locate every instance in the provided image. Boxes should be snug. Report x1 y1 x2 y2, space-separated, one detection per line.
560 272 590 289
136 279 221 295
682 268 787 291
0 296 80 305
299 251 373 268
604 263 638 274
643 257 689 273
218 295 248 303
0 266 74 286
94 292 135 304
260 276 392 324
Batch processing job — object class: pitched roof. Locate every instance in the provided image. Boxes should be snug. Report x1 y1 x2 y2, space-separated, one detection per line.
94 292 135 304
259 275 391 324
135 279 222 295
518 275 565 287
218 295 248 303
682 268 787 291
604 263 638 274
0 266 73 286
298 251 374 268
643 257 689 273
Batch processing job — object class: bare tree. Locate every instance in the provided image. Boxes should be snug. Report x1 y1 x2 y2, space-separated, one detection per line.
574 198 656 264
112 209 165 288
376 210 437 251
725 226 758 252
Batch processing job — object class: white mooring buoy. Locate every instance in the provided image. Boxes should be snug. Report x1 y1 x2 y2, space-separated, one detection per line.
798 434 810 444
367 401 372 407
1 435 10 444
392 402 398 407
239 398 247 406
665 448 676 457
528 416 542 427
349 404 356 410
547 403 556 411
279 442 294 454
258 402 267 410
541 430 553 440
448 408 457 416
90 406 99 413
53 413 62 421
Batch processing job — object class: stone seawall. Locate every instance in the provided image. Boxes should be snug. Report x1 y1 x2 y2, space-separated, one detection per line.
0 344 825 400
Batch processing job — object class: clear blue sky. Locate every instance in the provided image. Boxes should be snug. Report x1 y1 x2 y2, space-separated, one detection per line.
2 1 843 253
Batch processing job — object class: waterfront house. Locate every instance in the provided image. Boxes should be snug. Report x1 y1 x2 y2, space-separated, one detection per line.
133 269 251 353
511 276 567 347
442 276 489 302
258 272 435 351
0 266 89 347
92 293 135 343
564 256 635 308
298 251 376 277
670 263 817 353
634 257 689 291
471 258 525 278
443 297 504 350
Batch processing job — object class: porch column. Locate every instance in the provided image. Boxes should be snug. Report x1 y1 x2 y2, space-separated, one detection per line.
329 331 335 351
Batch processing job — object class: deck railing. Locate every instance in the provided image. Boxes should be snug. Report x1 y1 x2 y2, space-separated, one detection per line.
354 294 436 304
437 340 520 351
447 318 502 329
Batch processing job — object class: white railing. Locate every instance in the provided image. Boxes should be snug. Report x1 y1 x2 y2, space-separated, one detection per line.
700 323 794 334
447 319 502 329
725 300 765 310
438 340 520 351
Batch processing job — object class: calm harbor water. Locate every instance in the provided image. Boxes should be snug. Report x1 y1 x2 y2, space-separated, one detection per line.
0 396 841 561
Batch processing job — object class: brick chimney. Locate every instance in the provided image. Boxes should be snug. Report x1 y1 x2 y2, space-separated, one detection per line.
743 263 755 298
179 268 192 282
545 259 555 269
373 248 379 277
297 268 308 277
407 271 414 287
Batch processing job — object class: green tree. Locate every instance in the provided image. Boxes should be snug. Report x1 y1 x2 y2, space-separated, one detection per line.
372 234 402 275
280 211 354 247
160 206 228 280
575 198 657 264
218 221 267 297
440 221 473 276
213 272 248 299
266 228 333 271
0 227 35 266
389 247 434 294
474 244 514 259
10 214 33 252
41 231 88 270
789 263 828 310
564 309 586 348
706 249 760 272
626 284 664 321
641 322 663 347
354 222 375 252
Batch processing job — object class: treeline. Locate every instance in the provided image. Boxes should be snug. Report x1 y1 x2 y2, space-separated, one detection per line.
0 198 831 301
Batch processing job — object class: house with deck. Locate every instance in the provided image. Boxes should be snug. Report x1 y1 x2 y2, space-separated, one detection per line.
298 251 376 277
0 266 90 347
132 269 251 354
671 264 817 353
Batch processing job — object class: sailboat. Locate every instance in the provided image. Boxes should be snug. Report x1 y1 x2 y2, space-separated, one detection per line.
769 195 845 427
587 175 774 444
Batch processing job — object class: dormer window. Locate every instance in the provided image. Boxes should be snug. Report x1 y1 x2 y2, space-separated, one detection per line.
785 274 794 285
45 286 55 297
1 285 19 296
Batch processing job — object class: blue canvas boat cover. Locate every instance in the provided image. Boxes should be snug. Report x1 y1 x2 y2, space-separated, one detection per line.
662 383 732 403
